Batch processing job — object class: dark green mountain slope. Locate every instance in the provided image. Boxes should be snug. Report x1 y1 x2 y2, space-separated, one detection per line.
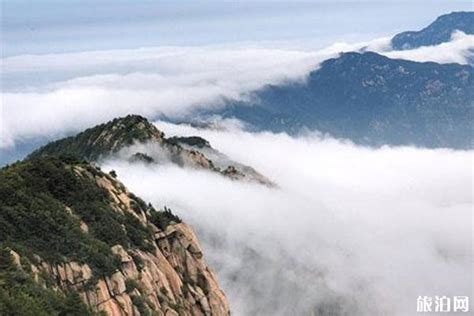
0 156 167 276
28 115 165 162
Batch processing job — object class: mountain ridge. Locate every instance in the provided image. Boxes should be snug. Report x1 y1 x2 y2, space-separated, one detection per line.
203 51 473 148
391 11 474 50
28 115 164 162
29 115 274 186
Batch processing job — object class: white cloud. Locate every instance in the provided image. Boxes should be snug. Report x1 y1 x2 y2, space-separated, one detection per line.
383 31 474 64
1 34 472 149
102 124 473 315
0 45 319 148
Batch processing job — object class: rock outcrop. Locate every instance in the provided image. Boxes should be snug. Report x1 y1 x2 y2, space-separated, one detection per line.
19 222 230 316
0 157 230 315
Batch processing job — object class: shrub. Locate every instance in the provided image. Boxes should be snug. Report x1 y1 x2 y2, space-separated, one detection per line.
125 279 139 294
0 157 149 278
149 207 182 231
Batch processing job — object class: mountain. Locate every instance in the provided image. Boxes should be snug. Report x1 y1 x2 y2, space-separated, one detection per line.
206 52 473 148
391 11 474 50
0 156 230 315
27 115 165 162
28 115 274 186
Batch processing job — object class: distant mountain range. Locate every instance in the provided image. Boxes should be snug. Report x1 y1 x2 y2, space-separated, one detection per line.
391 11 474 50
195 13 473 149
203 51 472 148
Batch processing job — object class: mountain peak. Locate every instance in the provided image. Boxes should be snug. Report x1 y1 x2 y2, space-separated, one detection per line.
391 11 474 50
28 114 165 161
215 50 472 149
101 114 165 143
435 11 474 22
28 115 275 186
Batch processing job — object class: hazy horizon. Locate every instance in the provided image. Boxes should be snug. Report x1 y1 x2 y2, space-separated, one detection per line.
1 0 471 57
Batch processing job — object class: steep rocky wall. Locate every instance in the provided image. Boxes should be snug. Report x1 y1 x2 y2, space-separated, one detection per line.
6 163 230 316
16 222 229 316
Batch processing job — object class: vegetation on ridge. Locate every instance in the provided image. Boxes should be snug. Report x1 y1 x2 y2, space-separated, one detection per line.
27 115 164 162
0 156 181 278
0 148 187 315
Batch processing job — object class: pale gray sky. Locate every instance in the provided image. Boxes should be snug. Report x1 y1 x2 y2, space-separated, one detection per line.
1 0 471 56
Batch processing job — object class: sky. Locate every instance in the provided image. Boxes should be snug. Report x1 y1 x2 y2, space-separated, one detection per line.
1 0 471 56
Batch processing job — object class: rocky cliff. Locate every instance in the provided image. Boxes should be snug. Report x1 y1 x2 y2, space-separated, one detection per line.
0 157 230 315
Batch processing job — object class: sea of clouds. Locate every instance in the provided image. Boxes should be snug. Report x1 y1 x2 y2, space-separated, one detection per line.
102 122 472 315
1 31 473 149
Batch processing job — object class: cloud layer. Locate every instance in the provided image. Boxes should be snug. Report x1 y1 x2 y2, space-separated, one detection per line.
0 45 319 148
1 34 473 149
102 123 473 315
384 31 474 64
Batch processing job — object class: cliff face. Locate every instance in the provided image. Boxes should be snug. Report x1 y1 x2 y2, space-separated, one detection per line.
0 157 230 315
10 224 229 316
